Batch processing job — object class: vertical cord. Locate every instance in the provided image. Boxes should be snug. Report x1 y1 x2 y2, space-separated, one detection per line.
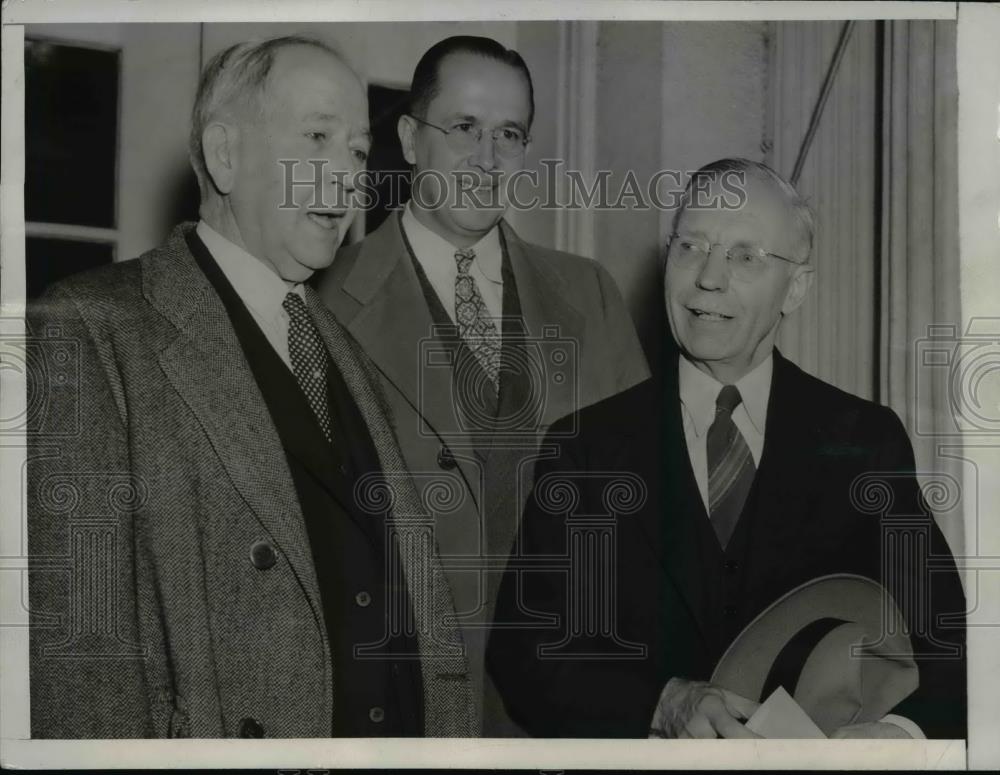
872 20 886 403
790 20 856 186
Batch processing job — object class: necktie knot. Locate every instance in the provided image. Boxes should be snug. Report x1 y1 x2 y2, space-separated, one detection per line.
715 384 743 417
451 245 499 394
282 290 308 318
454 247 476 275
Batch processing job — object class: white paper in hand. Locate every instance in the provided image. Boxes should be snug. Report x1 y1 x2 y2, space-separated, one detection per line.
744 686 827 739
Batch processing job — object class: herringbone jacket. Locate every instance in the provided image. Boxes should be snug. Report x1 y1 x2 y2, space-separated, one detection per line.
28 224 476 738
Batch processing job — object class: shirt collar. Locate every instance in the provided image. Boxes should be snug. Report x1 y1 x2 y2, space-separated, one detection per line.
678 353 773 437
196 220 303 310
401 201 503 284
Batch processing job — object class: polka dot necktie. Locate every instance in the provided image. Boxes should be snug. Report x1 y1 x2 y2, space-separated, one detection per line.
282 291 333 444
453 247 501 392
706 385 756 549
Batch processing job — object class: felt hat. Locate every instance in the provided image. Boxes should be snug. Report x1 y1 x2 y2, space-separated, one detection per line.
711 574 919 736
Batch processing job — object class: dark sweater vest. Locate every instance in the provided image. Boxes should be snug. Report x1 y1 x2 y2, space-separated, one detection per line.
399 225 535 571
656 358 762 668
399 225 537 735
187 231 423 736
692 478 759 660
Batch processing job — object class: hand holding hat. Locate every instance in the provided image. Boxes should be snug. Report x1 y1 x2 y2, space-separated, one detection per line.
648 677 761 739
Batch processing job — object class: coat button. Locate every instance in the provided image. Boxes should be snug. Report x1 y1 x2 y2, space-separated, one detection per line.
723 604 737 617
238 717 265 738
437 446 457 470
724 560 738 573
250 540 277 570
355 590 372 608
369 706 385 724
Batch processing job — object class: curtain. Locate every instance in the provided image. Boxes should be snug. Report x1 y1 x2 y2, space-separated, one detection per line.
768 21 879 401
767 20 962 556
880 20 962 557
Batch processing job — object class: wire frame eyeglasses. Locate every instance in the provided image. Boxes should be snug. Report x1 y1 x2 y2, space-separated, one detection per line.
666 233 804 282
408 114 529 158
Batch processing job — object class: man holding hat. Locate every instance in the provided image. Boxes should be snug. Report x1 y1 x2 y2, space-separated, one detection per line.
487 159 966 739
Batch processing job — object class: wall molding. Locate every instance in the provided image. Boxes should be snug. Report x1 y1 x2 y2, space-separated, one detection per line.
554 20 598 258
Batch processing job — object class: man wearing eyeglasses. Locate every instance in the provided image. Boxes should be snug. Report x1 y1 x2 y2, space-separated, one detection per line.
488 158 966 739
315 35 648 736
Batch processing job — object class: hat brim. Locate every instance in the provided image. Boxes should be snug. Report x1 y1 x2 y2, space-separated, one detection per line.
711 573 918 735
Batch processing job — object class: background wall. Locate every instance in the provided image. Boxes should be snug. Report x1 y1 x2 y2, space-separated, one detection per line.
23 20 962 557
516 21 768 365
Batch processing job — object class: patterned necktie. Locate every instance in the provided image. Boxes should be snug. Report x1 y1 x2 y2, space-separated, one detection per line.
453 247 501 391
282 291 333 444
706 385 756 549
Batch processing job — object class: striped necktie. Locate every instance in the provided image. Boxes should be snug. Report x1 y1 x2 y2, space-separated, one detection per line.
706 384 756 548
283 291 333 444
453 247 501 392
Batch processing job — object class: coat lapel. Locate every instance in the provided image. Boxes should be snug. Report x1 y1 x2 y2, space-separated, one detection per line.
635 366 714 648
740 352 824 592
144 226 326 635
339 217 470 438
499 223 585 429
324 215 492 511
303 287 391 547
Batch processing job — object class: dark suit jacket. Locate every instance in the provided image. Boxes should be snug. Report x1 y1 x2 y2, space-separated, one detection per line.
27 224 474 738
315 212 649 732
487 350 967 739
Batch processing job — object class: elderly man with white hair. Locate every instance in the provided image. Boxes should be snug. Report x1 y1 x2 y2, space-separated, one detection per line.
28 36 474 739
488 158 966 741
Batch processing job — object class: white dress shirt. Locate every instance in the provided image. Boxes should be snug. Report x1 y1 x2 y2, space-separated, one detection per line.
196 220 305 371
400 202 504 323
678 353 772 514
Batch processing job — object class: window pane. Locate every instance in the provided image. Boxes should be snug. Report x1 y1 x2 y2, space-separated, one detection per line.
365 84 411 234
26 238 114 299
25 39 119 228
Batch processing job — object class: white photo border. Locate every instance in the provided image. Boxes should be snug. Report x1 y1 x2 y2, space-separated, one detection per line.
1 0 994 770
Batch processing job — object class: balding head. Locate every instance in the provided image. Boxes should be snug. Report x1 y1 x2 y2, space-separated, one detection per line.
192 36 370 282
189 35 356 197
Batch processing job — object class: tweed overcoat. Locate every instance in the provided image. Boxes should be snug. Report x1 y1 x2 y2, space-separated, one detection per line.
28 224 475 738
